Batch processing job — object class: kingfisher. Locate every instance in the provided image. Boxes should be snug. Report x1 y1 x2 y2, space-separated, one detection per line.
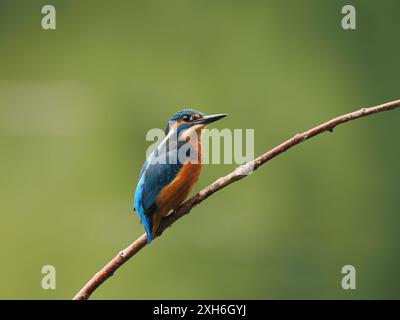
134 109 227 243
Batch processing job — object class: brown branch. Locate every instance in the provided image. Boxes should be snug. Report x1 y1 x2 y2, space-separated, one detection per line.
73 99 400 300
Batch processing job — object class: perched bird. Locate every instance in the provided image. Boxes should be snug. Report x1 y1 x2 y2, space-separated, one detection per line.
134 109 227 243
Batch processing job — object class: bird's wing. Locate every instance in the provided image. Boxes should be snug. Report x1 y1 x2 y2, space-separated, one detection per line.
134 137 185 241
135 137 185 216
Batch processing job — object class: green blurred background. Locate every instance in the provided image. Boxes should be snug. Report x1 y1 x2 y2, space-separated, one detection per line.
0 0 399 299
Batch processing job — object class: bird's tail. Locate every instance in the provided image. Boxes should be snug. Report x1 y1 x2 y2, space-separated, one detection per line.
148 213 162 243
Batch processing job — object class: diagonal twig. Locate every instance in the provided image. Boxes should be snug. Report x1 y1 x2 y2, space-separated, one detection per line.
73 99 400 300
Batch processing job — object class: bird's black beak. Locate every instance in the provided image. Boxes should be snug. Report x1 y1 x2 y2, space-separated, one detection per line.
194 113 227 125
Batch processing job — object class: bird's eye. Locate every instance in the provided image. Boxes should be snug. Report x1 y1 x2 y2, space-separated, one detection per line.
182 115 189 121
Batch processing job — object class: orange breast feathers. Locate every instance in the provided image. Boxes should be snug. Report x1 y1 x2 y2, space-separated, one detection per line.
156 142 203 215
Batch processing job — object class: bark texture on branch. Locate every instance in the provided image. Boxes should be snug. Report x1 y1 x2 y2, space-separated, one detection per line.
73 99 400 300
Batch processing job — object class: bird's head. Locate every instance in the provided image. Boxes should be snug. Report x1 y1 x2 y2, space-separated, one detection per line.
165 109 227 138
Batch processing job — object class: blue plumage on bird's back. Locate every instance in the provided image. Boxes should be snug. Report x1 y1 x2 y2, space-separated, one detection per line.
134 136 184 242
